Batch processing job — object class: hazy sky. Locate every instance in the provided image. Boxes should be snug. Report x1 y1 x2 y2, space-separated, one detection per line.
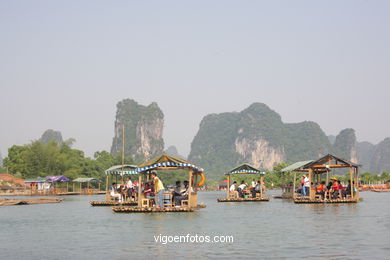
1 1 389 158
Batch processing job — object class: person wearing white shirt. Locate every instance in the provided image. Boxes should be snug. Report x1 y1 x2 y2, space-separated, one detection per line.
303 175 310 196
230 181 237 192
110 183 122 202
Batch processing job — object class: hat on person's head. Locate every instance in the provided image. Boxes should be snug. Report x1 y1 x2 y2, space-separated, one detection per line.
330 177 337 181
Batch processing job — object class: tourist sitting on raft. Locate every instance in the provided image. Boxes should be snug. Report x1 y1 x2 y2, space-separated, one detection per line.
172 181 181 201
151 171 165 208
230 181 237 193
251 181 262 198
143 181 154 199
237 181 247 198
316 181 326 199
110 182 123 203
174 180 193 206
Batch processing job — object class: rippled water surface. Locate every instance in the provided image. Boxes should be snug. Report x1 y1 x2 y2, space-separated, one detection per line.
1 191 389 259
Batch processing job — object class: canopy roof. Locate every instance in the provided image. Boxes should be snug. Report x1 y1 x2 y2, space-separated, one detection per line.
281 154 359 174
73 177 98 183
105 164 138 175
25 177 47 183
304 154 359 169
281 160 313 173
46 175 70 183
136 154 203 174
225 164 265 175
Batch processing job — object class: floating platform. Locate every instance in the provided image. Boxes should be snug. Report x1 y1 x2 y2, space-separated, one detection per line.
371 189 390 192
112 204 206 213
293 197 359 204
0 197 63 206
90 201 138 206
217 197 270 202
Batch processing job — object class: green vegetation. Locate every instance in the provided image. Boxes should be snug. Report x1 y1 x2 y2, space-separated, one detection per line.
189 103 334 181
3 140 134 182
110 99 164 159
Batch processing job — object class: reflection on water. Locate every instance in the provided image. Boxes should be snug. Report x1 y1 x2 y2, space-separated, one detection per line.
0 191 389 259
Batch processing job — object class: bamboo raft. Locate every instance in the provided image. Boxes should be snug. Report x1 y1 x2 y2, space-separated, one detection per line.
112 204 206 213
371 189 390 192
293 197 358 204
0 197 63 206
217 197 270 202
90 201 138 206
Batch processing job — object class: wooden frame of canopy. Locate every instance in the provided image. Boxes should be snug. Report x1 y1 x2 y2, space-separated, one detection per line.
290 154 360 204
217 164 269 202
112 154 206 213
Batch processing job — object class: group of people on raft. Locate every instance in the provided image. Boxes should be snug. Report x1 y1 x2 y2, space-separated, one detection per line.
297 174 355 200
229 179 264 198
110 171 192 207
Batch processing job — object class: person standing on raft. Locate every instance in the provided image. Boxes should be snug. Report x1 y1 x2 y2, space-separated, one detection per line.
151 171 165 208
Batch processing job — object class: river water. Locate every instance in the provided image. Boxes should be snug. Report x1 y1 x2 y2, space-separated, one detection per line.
1 191 389 260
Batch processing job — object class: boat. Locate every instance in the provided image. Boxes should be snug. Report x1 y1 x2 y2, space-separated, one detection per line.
112 154 206 213
282 154 360 204
217 164 269 202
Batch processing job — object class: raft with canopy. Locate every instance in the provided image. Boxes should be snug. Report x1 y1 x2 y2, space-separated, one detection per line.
90 164 138 206
282 154 360 204
112 154 206 213
217 164 269 202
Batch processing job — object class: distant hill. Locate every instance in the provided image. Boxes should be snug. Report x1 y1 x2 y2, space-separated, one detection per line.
189 103 360 180
164 145 185 159
39 129 63 144
110 99 164 162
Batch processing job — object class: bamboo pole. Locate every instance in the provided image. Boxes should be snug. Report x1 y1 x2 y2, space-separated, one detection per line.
188 169 193 209
260 175 264 198
308 168 313 200
226 175 230 199
350 167 354 199
79 182 82 194
137 173 142 207
293 172 296 199
72 183 75 193
121 124 125 185
105 175 109 200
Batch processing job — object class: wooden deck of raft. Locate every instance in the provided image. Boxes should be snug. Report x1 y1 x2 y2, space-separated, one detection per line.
293 197 359 204
0 198 63 206
217 197 270 202
90 201 138 206
112 204 206 213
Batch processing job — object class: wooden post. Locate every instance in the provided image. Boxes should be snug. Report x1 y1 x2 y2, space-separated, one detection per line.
355 167 359 199
308 168 313 200
260 175 264 198
137 173 142 207
188 169 193 208
293 172 296 199
66 182 69 193
98 181 101 191
121 124 125 185
105 175 109 200
72 183 75 193
79 183 82 194
226 175 230 199
350 167 354 199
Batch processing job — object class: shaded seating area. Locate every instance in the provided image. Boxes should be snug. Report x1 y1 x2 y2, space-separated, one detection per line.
217 164 269 202
72 177 100 194
91 164 138 206
112 154 206 213
282 154 360 204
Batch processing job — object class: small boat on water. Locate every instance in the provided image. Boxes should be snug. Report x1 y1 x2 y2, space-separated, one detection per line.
0 197 63 206
111 154 206 213
282 154 360 204
217 164 269 202
90 164 139 206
